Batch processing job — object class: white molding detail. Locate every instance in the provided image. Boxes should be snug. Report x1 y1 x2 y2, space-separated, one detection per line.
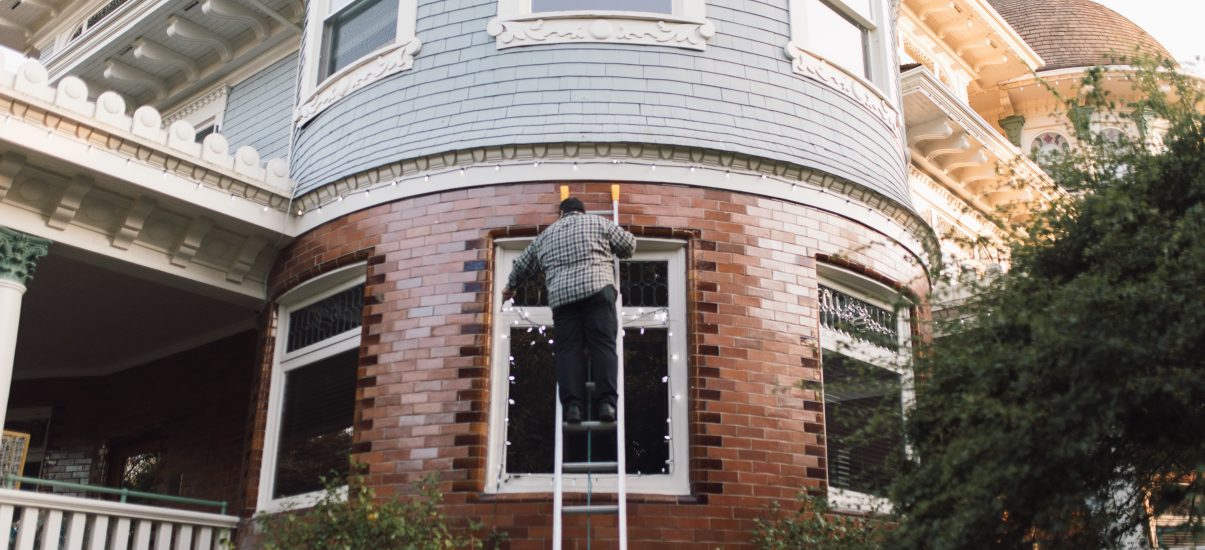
102 59 168 101
201 0 270 41
786 43 900 135
294 37 422 125
162 85 230 128
131 37 200 82
486 15 715 51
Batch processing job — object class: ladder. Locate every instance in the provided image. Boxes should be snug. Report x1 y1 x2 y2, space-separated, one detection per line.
552 184 628 550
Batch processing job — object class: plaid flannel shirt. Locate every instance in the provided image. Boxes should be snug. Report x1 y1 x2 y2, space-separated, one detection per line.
507 211 636 309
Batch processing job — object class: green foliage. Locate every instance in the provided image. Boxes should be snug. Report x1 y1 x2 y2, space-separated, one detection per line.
256 474 500 550
889 57 1205 549
752 492 891 550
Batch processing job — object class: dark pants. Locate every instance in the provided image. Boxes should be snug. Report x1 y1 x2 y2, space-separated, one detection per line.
552 286 619 410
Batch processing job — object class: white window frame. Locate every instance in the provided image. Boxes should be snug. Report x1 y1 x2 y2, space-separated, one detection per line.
817 264 913 514
785 0 899 130
257 263 365 513
295 0 420 126
487 0 715 51
486 238 690 496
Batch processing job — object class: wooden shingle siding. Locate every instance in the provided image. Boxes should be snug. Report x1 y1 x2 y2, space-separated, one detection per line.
289 0 910 209
223 53 299 161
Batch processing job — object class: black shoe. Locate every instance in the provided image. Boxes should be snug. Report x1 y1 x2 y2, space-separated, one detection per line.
598 402 616 423
565 403 582 425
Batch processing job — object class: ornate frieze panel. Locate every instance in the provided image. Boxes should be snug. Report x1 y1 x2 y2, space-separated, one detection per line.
293 38 422 126
786 44 901 136
486 16 715 51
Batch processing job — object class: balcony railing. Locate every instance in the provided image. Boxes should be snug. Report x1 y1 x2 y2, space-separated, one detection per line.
1 476 237 550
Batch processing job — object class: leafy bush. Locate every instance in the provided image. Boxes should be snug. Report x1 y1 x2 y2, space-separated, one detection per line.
752 492 890 550
256 475 498 550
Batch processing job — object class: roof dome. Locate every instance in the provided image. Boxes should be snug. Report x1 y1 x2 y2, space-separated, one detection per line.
987 0 1174 71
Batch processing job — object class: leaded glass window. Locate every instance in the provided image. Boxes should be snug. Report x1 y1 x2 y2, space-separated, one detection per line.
819 285 898 350
287 284 365 352
261 267 365 511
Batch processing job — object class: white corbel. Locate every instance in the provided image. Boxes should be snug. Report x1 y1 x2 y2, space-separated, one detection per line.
920 134 970 162
171 217 214 267
103 59 168 101
906 118 953 147
238 0 301 33
917 1 954 21
166 16 234 62
0 153 26 202
201 0 270 41
940 149 989 173
48 174 93 230
112 196 158 250
227 236 269 283
974 54 1009 73
132 37 200 82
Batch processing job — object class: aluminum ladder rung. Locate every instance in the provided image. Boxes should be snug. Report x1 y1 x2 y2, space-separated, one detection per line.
562 461 618 473
562 421 616 432
564 505 620 516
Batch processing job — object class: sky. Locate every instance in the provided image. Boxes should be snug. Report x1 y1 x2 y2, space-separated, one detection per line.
0 1 1200 73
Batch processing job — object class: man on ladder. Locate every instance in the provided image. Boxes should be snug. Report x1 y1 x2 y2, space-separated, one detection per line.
501 195 636 424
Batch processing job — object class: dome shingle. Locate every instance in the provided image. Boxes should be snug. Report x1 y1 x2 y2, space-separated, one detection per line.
987 0 1174 71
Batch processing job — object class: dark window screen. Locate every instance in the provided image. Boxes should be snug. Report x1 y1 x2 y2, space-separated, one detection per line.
287 284 364 352
273 349 358 498
323 0 397 79
533 0 672 13
505 328 670 475
822 350 903 496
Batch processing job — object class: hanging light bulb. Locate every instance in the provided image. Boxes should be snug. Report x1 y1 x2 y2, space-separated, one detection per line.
661 376 668 383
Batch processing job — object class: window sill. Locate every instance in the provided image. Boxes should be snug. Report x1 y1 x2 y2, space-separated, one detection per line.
784 42 900 136
828 487 893 514
486 11 715 51
294 37 422 126
258 485 348 514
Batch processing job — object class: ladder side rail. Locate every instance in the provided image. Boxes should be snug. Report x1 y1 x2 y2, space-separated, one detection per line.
612 185 629 550
553 385 564 550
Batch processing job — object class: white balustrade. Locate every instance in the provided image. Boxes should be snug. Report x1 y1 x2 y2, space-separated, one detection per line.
0 488 236 550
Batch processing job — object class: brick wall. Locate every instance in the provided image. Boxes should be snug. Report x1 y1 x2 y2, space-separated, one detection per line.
10 331 258 508
245 182 929 548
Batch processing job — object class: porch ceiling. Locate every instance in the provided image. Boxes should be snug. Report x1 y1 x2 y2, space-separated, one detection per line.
14 249 259 380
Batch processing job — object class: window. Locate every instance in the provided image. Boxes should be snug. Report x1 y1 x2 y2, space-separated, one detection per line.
487 0 714 51
258 265 365 511
296 0 419 125
487 239 688 495
818 265 912 512
1029 131 1071 169
789 0 884 82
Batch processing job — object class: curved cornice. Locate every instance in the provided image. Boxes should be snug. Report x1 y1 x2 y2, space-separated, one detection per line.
286 142 940 270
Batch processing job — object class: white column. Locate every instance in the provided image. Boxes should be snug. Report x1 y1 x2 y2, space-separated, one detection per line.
0 227 50 431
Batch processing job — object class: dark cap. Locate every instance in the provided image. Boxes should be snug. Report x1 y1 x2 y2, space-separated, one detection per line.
559 197 586 214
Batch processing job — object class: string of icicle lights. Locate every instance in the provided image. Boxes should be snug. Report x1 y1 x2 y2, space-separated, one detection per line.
495 298 678 487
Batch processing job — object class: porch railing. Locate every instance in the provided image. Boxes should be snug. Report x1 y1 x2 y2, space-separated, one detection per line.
1 476 237 550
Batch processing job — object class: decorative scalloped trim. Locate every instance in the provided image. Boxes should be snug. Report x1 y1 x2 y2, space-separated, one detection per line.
786 42 901 136
486 16 715 51
293 38 422 126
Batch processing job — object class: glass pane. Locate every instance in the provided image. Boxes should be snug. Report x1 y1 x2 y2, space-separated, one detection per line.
324 0 397 79
532 0 672 14
505 328 670 475
805 0 869 78
823 351 903 496
512 272 549 307
619 261 669 308
818 285 898 350
273 349 358 499
287 284 365 352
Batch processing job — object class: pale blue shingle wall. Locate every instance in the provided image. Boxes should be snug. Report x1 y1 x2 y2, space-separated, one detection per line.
290 0 909 207
223 53 298 161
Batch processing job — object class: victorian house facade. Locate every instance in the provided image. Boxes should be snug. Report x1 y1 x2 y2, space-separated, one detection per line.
0 0 1183 547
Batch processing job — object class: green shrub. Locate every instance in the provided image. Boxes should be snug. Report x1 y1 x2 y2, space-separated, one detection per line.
752 492 890 550
256 475 498 550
